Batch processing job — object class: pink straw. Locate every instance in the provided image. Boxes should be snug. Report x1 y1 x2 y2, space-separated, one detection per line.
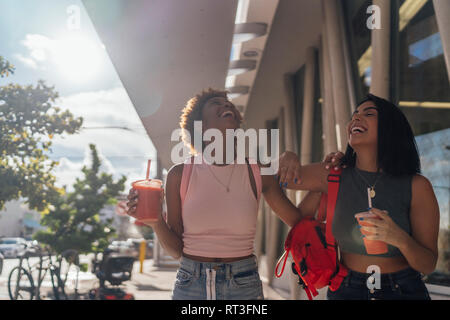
146 159 151 180
367 188 372 209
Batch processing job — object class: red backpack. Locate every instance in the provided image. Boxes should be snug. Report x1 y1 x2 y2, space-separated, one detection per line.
275 168 348 300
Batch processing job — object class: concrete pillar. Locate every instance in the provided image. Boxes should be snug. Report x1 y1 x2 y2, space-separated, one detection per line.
283 76 299 155
323 0 352 151
320 29 338 155
370 0 391 100
433 0 450 80
282 77 303 300
153 156 165 267
300 47 316 166
337 0 357 112
265 108 285 287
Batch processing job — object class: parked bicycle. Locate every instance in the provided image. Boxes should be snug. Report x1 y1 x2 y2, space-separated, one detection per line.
7 244 81 300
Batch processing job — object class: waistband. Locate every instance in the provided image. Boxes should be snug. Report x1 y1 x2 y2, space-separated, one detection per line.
344 267 422 286
179 255 258 276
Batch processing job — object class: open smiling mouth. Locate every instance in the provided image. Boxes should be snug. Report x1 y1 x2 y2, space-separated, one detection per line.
350 126 367 135
220 110 235 119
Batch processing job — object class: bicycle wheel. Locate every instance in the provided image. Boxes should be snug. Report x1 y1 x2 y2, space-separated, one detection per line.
49 266 68 300
8 267 35 300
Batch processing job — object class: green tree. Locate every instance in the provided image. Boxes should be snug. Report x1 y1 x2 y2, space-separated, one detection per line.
0 56 83 211
35 144 127 254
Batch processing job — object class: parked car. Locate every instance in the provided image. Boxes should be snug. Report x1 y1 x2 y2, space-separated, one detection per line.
0 237 27 258
107 240 137 257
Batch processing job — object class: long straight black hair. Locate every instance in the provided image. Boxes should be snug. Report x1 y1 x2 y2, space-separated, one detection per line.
341 94 421 176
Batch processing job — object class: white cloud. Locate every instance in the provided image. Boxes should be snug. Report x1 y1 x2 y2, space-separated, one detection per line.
13 53 39 70
22 34 53 62
15 33 106 82
54 145 118 191
16 34 54 70
50 87 157 193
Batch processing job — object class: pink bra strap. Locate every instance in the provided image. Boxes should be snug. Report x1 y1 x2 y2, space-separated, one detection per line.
248 159 262 202
180 156 194 207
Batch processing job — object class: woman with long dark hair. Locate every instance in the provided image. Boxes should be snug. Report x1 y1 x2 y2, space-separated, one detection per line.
279 94 440 300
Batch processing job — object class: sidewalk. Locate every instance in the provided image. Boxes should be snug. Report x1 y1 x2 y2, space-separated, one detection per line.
125 259 287 300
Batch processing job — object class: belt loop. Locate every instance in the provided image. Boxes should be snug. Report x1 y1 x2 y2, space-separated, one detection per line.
344 271 351 286
226 264 231 281
388 273 395 291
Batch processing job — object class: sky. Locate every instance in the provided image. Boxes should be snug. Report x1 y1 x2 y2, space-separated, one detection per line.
0 0 157 192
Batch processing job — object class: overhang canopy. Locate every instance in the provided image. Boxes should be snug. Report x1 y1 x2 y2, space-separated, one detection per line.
82 0 239 170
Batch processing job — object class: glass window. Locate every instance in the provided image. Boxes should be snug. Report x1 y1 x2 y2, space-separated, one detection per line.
293 66 305 155
342 0 373 102
396 0 450 287
415 129 450 287
293 52 323 163
397 0 450 136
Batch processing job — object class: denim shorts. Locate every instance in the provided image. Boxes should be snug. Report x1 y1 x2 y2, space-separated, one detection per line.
327 267 431 300
172 255 264 300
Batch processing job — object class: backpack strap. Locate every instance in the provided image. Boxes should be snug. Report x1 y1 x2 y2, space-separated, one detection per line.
317 193 328 222
245 157 262 202
325 168 342 246
275 250 289 278
180 156 195 207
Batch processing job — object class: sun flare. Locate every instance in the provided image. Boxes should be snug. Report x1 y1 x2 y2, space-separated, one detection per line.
53 33 104 82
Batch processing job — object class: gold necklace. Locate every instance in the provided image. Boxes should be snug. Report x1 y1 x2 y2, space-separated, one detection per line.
354 167 381 198
207 163 236 192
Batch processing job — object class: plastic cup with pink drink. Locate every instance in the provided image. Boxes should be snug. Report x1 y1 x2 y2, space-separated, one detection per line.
130 160 163 223
355 211 388 255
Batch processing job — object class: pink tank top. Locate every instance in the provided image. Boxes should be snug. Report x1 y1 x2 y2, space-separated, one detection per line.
180 156 262 258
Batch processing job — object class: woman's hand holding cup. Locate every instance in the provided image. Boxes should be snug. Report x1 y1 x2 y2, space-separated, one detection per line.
126 187 165 227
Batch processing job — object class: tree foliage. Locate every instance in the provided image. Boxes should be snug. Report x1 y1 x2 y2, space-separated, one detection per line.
35 144 127 254
0 56 83 211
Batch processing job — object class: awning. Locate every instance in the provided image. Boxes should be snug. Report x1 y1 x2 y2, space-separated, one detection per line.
23 219 42 229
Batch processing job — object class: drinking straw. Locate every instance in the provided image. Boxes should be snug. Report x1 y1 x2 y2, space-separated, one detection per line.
367 187 372 209
146 159 151 180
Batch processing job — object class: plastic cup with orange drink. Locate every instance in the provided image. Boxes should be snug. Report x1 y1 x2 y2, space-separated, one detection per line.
354 188 388 255
131 160 163 223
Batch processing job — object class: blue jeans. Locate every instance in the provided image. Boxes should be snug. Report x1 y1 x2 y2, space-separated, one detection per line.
327 267 431 300
172 256 264 300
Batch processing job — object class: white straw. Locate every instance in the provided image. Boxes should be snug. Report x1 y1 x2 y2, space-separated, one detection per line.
367 187 372 208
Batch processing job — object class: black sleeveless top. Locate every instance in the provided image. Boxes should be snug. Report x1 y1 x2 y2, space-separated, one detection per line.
332 167 413 257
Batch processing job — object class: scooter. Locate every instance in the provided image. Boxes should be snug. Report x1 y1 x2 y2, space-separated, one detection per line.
89 248 135 300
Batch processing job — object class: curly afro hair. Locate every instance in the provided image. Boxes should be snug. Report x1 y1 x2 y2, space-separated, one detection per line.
179 88 242 154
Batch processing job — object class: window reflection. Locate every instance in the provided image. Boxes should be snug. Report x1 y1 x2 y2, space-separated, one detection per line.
342 0 372 101
398 0 450 136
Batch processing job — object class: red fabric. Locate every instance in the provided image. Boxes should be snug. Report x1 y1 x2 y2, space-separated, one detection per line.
275 168 348 300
